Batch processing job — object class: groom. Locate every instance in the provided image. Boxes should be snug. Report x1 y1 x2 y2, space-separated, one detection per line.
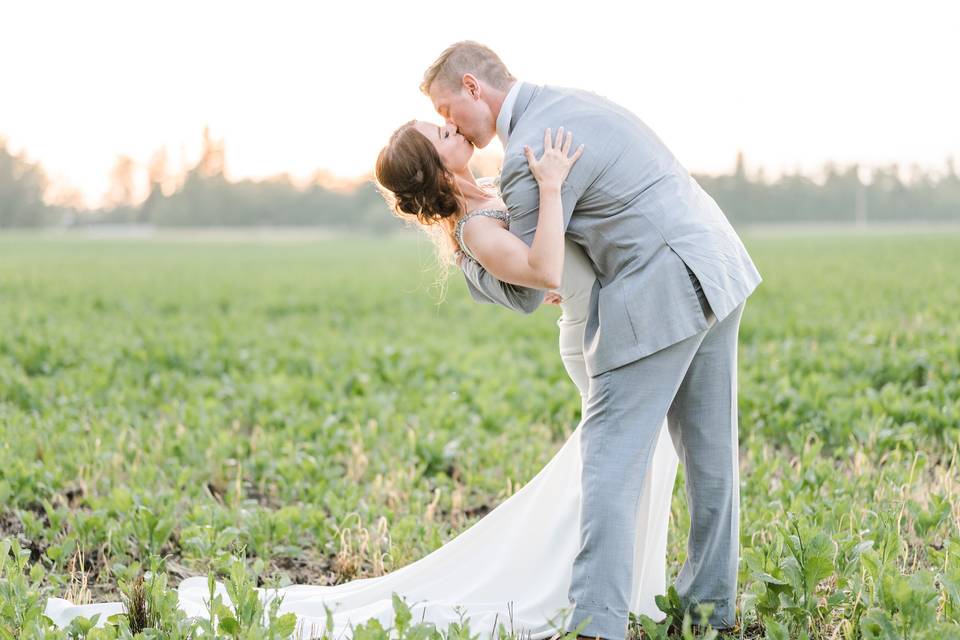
421 42 762 638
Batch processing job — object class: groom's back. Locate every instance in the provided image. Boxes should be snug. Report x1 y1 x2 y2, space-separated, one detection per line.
502 84 762 375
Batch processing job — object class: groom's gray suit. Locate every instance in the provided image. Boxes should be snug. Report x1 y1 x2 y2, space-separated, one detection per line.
459 82 762 638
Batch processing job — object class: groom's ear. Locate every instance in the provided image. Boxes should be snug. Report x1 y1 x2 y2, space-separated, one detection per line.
461 73 480 99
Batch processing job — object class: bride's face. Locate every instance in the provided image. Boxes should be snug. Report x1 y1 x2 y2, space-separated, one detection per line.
413 121 474 173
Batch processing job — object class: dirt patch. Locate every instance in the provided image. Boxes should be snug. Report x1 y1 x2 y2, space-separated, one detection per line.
259 553 339 588
1 507 50 563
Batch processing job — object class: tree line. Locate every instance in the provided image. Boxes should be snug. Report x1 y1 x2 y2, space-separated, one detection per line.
1 134 958 230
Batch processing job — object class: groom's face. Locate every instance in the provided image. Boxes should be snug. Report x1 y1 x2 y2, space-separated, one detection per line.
428 76 497 150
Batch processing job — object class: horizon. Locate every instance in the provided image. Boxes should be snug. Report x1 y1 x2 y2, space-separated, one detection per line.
4 0 958 208
8 129 958 212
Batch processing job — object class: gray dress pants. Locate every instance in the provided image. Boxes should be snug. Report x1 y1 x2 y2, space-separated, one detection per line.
566 268 745 639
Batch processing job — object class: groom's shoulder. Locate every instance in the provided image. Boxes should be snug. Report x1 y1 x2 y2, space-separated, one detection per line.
502 84 628 168
540 82 606 101
529 83 614 117
512 84 633 141
542 83 631 111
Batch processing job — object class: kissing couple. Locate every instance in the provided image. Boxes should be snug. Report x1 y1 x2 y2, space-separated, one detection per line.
45 40 761 640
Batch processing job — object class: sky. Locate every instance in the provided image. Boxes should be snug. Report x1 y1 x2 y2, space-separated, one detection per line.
3 0 958 207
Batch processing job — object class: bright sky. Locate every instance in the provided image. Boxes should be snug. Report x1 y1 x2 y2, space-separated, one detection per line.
3 0 958 207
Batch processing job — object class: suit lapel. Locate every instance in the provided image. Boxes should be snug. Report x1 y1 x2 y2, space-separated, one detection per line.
508 82 540 139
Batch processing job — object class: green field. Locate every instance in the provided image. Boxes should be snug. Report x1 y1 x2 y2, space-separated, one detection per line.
1 231 958 639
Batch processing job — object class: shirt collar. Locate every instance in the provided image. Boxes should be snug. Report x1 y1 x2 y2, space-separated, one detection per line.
496 80 524 147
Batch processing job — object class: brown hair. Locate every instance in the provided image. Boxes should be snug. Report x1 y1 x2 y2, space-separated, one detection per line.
420 41 515 96
375 120 467 297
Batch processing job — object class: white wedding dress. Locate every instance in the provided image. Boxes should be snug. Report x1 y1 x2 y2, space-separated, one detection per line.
44 191 681 638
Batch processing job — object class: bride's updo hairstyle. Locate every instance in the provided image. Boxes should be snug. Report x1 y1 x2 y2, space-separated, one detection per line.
375 120 464 226
375 120 467 297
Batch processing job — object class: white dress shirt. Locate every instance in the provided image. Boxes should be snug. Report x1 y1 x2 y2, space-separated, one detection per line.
495 80 524 147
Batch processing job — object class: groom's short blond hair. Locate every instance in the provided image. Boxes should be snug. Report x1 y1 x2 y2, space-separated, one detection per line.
420 41 516 95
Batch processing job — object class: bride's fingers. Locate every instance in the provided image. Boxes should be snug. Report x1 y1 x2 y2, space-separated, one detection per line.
562 131 573 155
555 126 565 149
544 127 552 151
570 144 585 163
523 145 536 167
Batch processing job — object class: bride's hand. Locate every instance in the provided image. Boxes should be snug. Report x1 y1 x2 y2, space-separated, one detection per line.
523 127 584 192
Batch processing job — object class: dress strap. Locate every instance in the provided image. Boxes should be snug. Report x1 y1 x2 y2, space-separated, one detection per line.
455 208 510 263
476 175 502 192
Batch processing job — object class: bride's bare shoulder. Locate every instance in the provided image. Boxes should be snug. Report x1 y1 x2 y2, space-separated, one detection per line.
460 207 508 229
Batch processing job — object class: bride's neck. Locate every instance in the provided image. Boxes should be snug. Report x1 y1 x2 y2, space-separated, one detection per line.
453 169 496 215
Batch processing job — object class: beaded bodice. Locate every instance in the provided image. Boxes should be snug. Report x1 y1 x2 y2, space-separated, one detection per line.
454 208 510 263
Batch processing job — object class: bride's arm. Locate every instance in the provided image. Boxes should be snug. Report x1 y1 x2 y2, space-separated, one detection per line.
460 127 584 291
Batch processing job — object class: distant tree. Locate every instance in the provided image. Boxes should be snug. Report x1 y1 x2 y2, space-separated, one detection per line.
147 147 168 191
140 147 169 222
196 126 225 178
734 150 747 181
0 138 50 228
105 155 137 208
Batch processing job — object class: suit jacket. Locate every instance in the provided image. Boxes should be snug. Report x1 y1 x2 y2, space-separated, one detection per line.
460 82 762 376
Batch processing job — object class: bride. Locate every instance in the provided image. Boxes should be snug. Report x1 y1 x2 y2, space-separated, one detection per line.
43 122 680 639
